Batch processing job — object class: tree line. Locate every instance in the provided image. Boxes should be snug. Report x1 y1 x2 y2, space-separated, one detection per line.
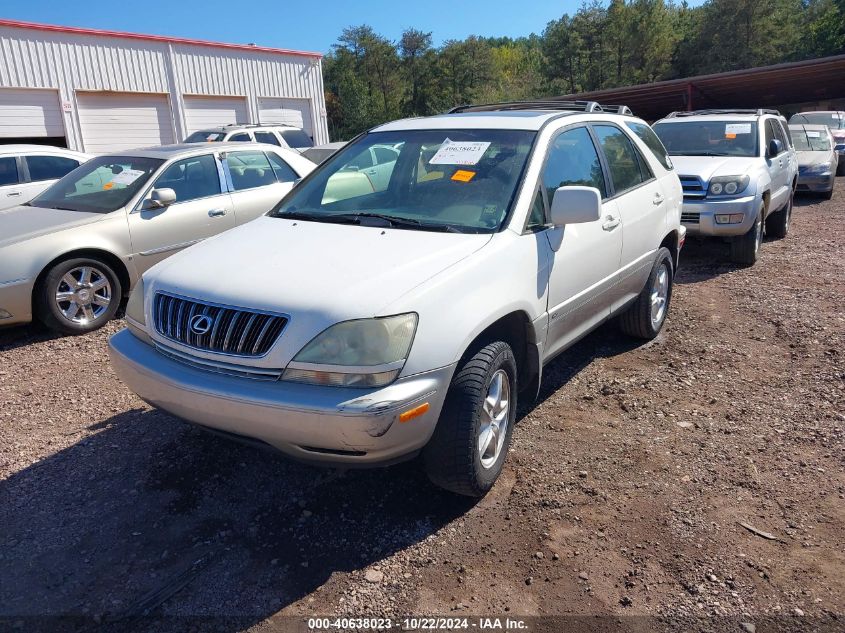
323 0 845 140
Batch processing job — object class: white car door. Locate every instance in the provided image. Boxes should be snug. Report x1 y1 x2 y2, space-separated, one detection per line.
128 153 235 271
0 155 25 210
590 124 667 312
540 125 623 360
765 119 789 211
223 149 299 224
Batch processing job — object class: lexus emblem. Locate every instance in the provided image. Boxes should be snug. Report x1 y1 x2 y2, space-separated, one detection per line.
189 314 213 335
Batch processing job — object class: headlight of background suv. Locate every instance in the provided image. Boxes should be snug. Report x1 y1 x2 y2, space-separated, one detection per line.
282 313 418 388
708 175 750 197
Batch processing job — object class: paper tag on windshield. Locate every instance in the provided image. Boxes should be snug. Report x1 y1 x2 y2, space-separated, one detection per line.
725 124 752 135
108 169 146 186
430 139 491 165
807 131 821 137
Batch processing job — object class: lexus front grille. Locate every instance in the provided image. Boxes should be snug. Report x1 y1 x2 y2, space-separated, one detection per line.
153 293 288 357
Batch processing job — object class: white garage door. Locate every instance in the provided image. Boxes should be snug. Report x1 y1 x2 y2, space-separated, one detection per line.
184 96 248 134
258 98 313 137
77 92 174 154
0 88 64 139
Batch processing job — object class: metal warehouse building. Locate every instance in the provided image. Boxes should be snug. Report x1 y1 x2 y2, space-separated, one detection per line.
0 19 329 153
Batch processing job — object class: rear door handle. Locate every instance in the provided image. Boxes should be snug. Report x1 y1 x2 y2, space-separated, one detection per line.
602 216 620 231
208 209 227 217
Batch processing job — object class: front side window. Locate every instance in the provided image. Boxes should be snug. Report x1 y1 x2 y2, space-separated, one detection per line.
0 156 19 186
764 120 777 152
255 131 281 146
226 151 278 190
184 130 227 143
271 129 536 233
542 126 607 202
153 154 221 203
30 155 163 213
279 129 314 148
626 122 673 170
25 155 81 182
593 125 649 193
653 120 759 158
525 189 546 232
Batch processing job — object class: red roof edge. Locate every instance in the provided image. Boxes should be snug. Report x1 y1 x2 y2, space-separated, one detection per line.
0 18 323 59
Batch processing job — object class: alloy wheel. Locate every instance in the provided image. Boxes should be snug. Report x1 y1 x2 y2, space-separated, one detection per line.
54 266 113 325
478 369 511 470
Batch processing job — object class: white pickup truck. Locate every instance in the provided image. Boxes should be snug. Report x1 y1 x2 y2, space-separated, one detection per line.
109 101 684 497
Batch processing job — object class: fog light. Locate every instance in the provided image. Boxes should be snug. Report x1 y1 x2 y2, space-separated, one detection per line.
0 309 11 319
715 213 744 224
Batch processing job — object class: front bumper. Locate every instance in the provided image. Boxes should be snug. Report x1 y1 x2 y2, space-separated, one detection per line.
797 171 834 192
680 194 759 237
0 278 34 326
109 328 453 467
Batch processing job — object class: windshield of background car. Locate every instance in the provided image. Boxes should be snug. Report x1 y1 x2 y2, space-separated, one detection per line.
653 121 759 157
184 131 227 142
270 129 536 233
30 155 164 213
791 113 845 129
790 128 831 152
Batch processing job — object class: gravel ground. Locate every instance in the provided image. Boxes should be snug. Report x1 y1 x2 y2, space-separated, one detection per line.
1 180 843 632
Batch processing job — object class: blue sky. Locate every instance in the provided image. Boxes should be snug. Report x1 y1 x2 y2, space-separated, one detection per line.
1 1 702 54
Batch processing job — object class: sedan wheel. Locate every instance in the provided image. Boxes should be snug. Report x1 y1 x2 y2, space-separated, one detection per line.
37 258 122 334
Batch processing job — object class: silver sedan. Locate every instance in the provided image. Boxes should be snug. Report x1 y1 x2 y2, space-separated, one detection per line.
0 143 314 333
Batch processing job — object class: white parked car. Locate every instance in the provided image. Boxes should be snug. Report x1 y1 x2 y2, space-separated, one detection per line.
789 124 838 199
183 124 314 153
0 145 90 211
653 109 797 265
109 101 684 496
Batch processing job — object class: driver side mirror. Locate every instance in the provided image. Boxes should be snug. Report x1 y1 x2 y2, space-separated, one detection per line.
550 186 602 227
143 188 177 210
768 138 783 158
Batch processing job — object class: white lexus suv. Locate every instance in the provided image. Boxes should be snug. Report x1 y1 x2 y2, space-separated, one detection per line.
653 109 797 265
109 101 684 497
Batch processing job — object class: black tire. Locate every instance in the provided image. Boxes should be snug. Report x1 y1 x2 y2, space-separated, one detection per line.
765 190 793 240
730 208 763 265
821 188 833 201
423 341 518 497
618 247 673 340
36 257 122 335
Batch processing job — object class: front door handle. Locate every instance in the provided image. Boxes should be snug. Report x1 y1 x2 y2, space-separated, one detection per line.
602 216 620 231
208 209 227 217
653 193 664 205
6 191 21 197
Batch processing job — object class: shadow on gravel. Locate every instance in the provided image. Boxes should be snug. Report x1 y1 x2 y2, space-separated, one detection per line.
0 407 473 631
0 321 61 352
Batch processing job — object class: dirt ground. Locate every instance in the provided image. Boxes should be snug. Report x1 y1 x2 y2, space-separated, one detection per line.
1 180 843 633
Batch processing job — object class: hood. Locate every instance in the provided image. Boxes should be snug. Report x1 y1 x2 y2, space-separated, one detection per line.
796 150 832 167
150 216 492 321
670 155 758 182
0 205 106 249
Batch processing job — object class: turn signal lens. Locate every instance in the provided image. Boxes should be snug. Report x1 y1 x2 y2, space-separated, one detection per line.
399 402 430 423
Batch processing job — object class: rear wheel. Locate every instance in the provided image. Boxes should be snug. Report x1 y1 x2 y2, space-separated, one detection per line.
765 190 793 239
618 247 673 340
423 341 517 497
731 208 763 265
36 258 122 334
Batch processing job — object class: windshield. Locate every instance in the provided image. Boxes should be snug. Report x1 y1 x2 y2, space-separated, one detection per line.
30 155 164 213
184 131 226 143
653 121 759 157
790 128 831 152
270 129 536 233
790 113 845 129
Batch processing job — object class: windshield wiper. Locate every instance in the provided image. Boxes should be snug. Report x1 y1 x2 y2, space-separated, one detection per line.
278 211 465 233
278 211 358 224
671 151 729 157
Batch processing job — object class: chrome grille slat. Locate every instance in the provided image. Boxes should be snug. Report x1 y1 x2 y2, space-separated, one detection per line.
679 175 706 200
152 293 288 357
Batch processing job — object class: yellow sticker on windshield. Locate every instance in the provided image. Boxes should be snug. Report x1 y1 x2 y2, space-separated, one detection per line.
103 182 114 190
451 169 476 182
725 133 737 139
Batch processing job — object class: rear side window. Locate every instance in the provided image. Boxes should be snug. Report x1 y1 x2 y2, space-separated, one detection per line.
279 129 314 148
25 155 80 182
542 126 607 200
255 131 281 146
626 122 673 170
226 151 278 190
228 133 252 142
266 152 299 183
593 125 648 193
0 157 19 186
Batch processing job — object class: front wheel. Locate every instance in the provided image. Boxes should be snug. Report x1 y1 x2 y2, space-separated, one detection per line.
36 258 122 334
423 341 517 497
765 190 792 239
730 208 763 265
618 246 673 340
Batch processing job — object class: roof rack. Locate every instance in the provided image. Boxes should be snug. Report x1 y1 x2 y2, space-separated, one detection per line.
448 100 633 115
222 122 295 128
664 108 781 118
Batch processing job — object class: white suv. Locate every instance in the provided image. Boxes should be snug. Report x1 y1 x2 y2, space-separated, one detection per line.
183 124 314 152
0 145 90 211
109 101 684 496
653 109 797 265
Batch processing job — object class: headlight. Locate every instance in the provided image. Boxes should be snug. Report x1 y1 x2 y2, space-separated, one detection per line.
282 313 418 388
708 175 750 197
125 277 152 344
